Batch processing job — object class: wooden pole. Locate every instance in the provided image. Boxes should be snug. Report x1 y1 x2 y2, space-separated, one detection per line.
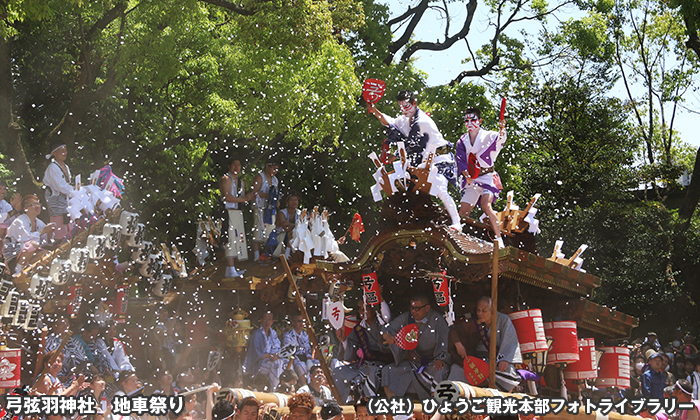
280 255 342 402
489 240 499 388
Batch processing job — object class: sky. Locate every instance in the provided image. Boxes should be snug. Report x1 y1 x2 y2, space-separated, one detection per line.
381 0 700 149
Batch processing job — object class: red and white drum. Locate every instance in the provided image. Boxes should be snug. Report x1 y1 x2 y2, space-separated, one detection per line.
597 346 630 388
544 321 579 365
563 338 598 380
508 309 548 354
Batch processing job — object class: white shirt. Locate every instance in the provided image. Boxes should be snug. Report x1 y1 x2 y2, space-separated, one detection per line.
43 160 73 196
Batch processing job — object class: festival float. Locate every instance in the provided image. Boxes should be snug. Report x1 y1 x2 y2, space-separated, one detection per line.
0 82 638 404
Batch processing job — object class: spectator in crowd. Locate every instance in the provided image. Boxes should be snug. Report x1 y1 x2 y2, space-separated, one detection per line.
354 398 382 420
250 159 279 261
153 306 178 372
0 180 21 228
278 369 299 394
297 365 333 406
219 157 253 278
630 353 647 395
61 320 101 377
235 397 259 420
319 402 343 420
274 191 301 259
243 311 285 391
103 321 135 373
43 141 73 239
673 354 688 383
643 332 662 352
687 354 700 399
81 373 109 419
683 335 699 356
3 194 55 274
641 352 666 399
154 369 175 395
35 350 87 396
171 392 198 420
283 313 317 387
45 315 71 352
286 393 315 420
115 371 142 397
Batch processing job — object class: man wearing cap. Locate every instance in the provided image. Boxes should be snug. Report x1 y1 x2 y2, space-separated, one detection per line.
367 90 461 230
455 106 507 248
43 141 73 239
380 294 449 399
642 351 667 399
250 160 279 261
320 401 343 420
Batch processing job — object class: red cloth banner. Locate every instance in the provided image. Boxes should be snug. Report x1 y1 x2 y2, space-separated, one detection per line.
361 271 381 306
0 349 21 388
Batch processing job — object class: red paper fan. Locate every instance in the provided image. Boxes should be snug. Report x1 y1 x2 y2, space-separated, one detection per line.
363 79 386 105
395 323 419 350
463 356 489 386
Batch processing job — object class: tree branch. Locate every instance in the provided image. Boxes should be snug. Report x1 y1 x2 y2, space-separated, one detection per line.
197 0 255 16
399 0 478 63
86 1 127 41
384 0 431 65
678 147 700 231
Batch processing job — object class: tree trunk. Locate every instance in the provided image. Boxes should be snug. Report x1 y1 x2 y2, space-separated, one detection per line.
0 36 39 192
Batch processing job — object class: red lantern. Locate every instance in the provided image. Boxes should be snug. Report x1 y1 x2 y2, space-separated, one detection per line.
0 349 21 388
597 346 630 388
431 272 450 307
508 309 548 355
564 338 598 381
115 282 129 321
543 321 579 366
361 272 381 306
67 285 83 317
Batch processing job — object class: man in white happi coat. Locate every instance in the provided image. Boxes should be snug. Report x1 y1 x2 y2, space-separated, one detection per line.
220 157 254 277
367 90 461 230
380 294 449 399
455 106 507 247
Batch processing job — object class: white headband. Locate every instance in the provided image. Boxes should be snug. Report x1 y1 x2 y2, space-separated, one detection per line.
675 381 692 395
45 144 66 160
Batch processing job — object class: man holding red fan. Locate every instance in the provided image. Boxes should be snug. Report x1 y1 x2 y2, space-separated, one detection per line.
367 90 461 229
455 103 507 248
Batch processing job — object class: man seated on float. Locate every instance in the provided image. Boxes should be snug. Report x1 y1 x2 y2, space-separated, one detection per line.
333 299 393 403
381 294 449 400
282 313 318 387
243 311 285 391
448 296 522 392
367 90 461 230
455 107 507 248
3 194 55 274
296 365 334 405
274 191 301 259
220 157 254 278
